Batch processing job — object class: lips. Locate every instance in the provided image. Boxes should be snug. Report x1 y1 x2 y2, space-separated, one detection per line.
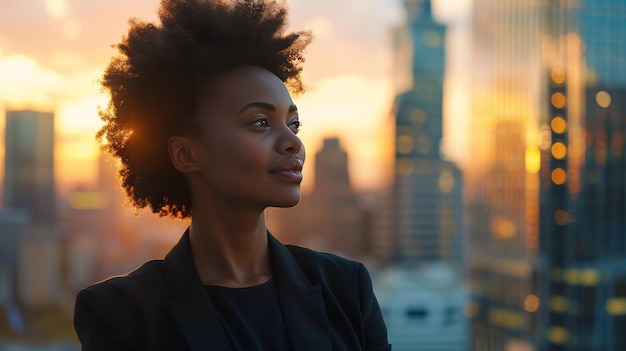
269 158 304 183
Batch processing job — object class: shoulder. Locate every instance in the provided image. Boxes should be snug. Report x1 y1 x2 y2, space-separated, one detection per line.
285 245 360 271
78 259 167 304
74 260 169 349
284 245 369 288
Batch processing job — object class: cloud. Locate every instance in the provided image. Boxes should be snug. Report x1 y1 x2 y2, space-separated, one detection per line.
0 55 65 108
0 52 103 113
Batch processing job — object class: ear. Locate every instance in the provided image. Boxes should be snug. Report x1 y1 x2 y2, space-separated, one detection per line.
168 136 202 174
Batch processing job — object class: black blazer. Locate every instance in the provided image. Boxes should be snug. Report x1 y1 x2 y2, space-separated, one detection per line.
74 231 391 350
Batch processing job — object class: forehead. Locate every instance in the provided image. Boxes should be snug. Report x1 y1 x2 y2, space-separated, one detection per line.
197 66 294 113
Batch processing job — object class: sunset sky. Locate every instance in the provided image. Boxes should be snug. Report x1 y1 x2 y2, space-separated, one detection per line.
0 0 471 195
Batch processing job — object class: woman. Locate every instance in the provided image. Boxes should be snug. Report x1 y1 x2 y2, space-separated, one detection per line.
73 0 390 350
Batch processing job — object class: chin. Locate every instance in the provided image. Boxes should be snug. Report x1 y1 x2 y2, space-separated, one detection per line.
271 193 302 208
273 202 299 209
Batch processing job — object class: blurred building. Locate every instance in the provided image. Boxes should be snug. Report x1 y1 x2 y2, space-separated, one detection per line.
17 226 63 305
372 1 467 350
0 110 76 347
307 137 362 256
466 1 545 349
3 110 56 224
538 1 626 350
0 210 29 306
0 110 62 307
374 0 464 268
467 0 626 350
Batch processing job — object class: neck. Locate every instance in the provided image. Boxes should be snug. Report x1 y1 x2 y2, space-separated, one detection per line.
189 206 271 288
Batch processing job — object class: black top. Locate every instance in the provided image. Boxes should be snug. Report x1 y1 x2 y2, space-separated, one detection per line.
205 278 290 351
74 231 391 351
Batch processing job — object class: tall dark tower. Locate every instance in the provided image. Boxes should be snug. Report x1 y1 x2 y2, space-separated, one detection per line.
371 2 468 350
3 110 55 224
467 0 626 350
388 0 463 266
539 1 626 350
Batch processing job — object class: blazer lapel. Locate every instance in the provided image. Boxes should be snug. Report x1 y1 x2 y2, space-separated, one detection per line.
163 229 232 351
268 233 332 351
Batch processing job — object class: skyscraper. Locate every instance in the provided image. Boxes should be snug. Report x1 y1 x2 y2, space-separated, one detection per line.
3 110 56 224
382 0 464 267
467 0 560 349
372 1 468 350
467 0 626 350
2 110 60 306
538 1 626 350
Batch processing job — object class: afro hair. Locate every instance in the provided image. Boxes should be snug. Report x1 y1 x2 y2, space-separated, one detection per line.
97 0 312 218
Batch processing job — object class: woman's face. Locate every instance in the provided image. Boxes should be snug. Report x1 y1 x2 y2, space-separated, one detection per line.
190 66 305 210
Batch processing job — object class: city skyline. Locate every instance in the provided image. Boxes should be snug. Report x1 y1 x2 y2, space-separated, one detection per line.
0 0 471 196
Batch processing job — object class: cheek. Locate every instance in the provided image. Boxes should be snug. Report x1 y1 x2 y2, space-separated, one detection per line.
222 136 271 173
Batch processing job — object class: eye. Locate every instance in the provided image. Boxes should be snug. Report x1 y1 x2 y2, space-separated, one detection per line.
289 119 302 134
250 118 270 128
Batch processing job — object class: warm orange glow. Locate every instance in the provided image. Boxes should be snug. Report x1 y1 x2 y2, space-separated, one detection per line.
524 294 540 313
551 92 566 109
69 191 109 210
2 1 416 195
551 168 567 185
292 74 394 192
491 216 516 239
551 116 567 134
550 68 566 85
551 142 567 159
438 170 454 193
596 90 612 108
525 146 541 173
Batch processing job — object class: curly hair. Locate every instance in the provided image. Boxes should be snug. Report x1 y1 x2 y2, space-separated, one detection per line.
97 0 312 218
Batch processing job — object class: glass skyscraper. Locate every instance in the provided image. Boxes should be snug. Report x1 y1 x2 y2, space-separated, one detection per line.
540 1 626 350
373 1 468 350
468 0 626 350
386 0 464 267
3 110 56 224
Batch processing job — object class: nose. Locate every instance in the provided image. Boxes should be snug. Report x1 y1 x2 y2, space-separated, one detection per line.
278 125 303 156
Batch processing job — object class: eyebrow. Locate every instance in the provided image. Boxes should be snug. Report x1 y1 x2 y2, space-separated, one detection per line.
238 102 298 114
